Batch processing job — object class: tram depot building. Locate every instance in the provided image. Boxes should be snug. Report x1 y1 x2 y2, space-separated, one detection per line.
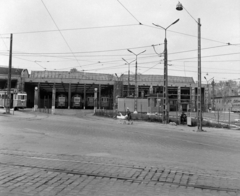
0 67 209 113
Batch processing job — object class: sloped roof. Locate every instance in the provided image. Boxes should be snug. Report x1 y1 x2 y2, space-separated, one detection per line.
121 74 195 84
0 66 24 76
30 71 195 85
30 71 114 81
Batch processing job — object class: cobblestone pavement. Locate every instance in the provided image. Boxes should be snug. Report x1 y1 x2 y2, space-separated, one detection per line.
1 109 240 195
0 150 239 196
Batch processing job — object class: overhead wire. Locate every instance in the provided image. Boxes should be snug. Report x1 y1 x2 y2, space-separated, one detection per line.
0 24 139 35
0 34 9 50
137 65 240 75
116 0 142 25
6 44 162 55
34 61 46 70
143 24 231 45
141 62 161 74
2 43 236 61
40 0 82 68
169 52 240 61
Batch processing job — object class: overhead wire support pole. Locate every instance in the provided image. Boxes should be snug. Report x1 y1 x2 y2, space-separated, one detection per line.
152 19 179 124
122 58 135 97
164 35 168 124
6 34 13 114
127 49 146 113
197 18 202 132
176 2 203 131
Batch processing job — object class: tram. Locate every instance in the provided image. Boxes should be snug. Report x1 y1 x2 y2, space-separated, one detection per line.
101 97 110 108
72 94 82 108
57 94 67 108
87 97 94 107
86 96 111 109
0 89 27 109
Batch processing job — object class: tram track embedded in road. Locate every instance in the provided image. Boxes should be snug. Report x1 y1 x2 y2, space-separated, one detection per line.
0 157 239 193
0 151 239 193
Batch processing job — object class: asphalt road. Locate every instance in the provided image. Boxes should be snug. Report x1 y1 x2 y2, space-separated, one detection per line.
0 109 240 195
1 109 240 174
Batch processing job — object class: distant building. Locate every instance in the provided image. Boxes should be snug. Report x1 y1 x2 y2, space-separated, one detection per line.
0 68 208 111
0 67 29 92
212 96 240 112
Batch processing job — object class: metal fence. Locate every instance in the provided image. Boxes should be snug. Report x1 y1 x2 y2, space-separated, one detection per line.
94 105 240 129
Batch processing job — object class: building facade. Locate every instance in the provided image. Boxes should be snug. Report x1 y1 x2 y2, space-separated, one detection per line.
212 96 240 112
0 67 208 112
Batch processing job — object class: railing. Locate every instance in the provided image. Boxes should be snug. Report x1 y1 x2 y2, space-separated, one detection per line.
94 108 240 129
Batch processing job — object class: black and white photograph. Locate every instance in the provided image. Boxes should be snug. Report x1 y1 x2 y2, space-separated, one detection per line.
0 1 240 195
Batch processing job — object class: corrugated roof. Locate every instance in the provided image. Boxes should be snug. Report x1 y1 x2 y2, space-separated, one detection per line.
30 71 114 81
29 71 195 84
121 74 195 84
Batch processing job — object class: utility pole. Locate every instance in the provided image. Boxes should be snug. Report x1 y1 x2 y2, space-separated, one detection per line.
176 3 202 130
211 79 215 110
6 34 13 114
127 50 146 113
163 36 168 124
152 19 179 124
122 58 135 97
197 18 202 132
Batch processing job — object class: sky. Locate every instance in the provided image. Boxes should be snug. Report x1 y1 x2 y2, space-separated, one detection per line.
0 0 240 83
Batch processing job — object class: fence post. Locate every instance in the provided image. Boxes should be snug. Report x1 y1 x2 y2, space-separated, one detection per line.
176 102 179 124
229 108 230 128
218 110 219 125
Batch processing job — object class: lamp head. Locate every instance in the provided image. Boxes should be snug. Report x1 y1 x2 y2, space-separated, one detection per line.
172 18 180 25
176 2 183 11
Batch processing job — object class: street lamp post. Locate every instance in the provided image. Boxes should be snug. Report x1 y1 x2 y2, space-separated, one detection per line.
204 76 214 111
152 19 180 124
6 34 13 114
176 2 203 131
127 50 146 113
122 58 135 97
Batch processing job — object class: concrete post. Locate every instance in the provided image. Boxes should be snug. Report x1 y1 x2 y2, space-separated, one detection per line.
84 83 86 109
37 83 40 108
34 87 38 111
177 86 181 112
68 83 71 109
149 85 153 94
94 88 97 113
52 86 56 115
177 86 181 123
205 86 209 112
99 84 101 109
192 87 195 112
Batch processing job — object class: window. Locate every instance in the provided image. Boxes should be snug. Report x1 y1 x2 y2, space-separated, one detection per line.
18 95 26 100
101 97 108 102
74 97 80 102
